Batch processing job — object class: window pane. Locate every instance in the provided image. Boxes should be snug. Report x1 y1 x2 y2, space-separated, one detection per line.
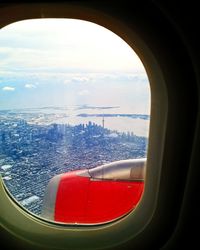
0 19 150 224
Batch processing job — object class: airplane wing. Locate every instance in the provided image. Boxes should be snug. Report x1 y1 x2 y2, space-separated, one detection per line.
42 158 146 224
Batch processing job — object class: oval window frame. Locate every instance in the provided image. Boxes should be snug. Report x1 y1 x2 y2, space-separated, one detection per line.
0 3 167 250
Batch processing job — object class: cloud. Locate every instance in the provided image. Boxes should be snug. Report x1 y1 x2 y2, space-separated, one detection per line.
25 84 36 89
2 86 15 91
0 19 147 77
64 76 91 85
72 76 90 83
78 90 90 96
64 79 71 84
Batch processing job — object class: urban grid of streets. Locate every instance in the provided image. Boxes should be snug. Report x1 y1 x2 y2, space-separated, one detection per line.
0 111 148 216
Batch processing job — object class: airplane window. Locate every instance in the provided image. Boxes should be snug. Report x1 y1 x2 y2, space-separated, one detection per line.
0 19 150 224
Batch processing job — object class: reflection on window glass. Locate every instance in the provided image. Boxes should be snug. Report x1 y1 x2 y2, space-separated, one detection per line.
0 19 150 224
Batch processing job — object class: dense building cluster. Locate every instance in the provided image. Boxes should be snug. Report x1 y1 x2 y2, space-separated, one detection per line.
0 116 148 216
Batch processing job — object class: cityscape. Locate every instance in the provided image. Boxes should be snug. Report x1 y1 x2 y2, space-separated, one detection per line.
0 108 148 216
0 19 150 219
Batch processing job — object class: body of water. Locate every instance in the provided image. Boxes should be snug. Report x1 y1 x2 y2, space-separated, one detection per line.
0 106 150 137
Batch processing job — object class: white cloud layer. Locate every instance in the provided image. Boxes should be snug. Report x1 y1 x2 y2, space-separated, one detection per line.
0 19 150 114
2 86 15 91
78 90 90 96
0 19 145 73
25 84 36 88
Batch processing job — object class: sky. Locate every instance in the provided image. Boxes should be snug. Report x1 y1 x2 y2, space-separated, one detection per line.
0 19 150 114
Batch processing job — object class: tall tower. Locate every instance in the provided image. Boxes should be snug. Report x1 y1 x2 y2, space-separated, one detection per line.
102 115 105 128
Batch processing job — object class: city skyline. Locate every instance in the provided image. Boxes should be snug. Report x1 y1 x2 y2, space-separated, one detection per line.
0 116 148 215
